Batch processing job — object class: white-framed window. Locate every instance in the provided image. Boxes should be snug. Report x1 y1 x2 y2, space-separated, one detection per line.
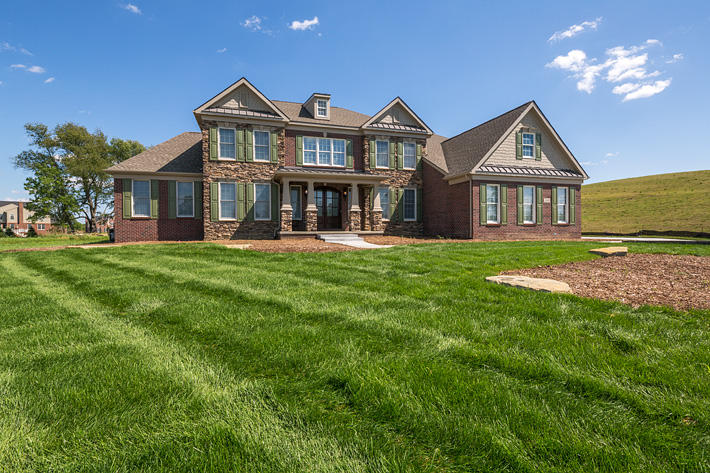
332 139 345 167
375 140 389 168
403 188 416 221
378 187 390 220
318 138 331 165
303 137 317 165
37 223 45 230
9 214 14 221
304 137 346 167
218 128 236 160
132 180 150 217
522 132 535 159
557 187 569 224
522 185 535 224
290 185 302 221
177 181 194 217
254 183 271 221
316 99 327 117
253 130 270 162
486 184 500 224
403 142 416 170
219 182 237 220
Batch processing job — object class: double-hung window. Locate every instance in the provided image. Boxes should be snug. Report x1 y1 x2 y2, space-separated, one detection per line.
403 142 416 169
375 140 389 168
332 139 346 166
303 137 317 165
177 182 194 217
486 184 500 224
290 186 302 221
522 185 535 224
522 133 535 159
132 180 150 217
254 131 270 162
304 138 346 167
378 187 390 220
219 182 236 220
316 99 327 117
218 128 236 160
37 223 45 230
254 183 271 221
557 187 568 224
403 188 416 221
317 138 331 165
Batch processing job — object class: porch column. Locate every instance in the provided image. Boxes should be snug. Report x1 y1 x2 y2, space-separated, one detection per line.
280 179 292 232
305 180 317 231
348 183 361 231
370 184 384 231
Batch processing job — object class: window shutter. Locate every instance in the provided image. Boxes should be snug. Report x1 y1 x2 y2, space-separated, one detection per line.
551 186 558 225
416 143 422 172
500 184 507 225
296 135 303 166
536 186 543 224
237 129 245 162
346 139 353 169
389 141 395 169
388 187 396 222
515 131 522 160
270 131 278 163
535 133 542 161
210 182 218 222
246 182 254 221
271 183 279 221
569 187 576 224
416 188 423 222
397 142 404 170
167 181 176 219
479 184 486 225
195 182 203 219
122 179 132 219
396 188 403 223
237 182 246 220
209 128 218 161
517 185 523 225
245 129 253 162
150 180 159 219
369 138 376 169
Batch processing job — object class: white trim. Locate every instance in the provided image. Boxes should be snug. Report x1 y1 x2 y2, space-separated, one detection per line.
252 129 271 162
290 185 302 221
402 141 416 170
176 180 196 218
556 186 569 224
316 99 328 118
217 127 237 161
218 181 237 221
253 182 272 221
131 179 151 217
522 185 535 224
402 187 417 222
375 139 389 169
361 97 433 135
485 183 500 225
302 137 346 168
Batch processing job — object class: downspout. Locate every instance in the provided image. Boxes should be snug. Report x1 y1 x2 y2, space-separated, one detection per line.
468 174 473 239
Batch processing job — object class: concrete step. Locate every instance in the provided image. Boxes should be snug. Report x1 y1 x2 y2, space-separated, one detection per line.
317 233 363 241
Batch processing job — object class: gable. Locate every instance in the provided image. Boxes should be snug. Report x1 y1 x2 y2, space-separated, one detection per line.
193 77 288 122
362 97 432 134
374 102 418 127
213 84 271 112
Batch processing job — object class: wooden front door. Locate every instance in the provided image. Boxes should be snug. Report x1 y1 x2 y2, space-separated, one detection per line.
315 187 341 230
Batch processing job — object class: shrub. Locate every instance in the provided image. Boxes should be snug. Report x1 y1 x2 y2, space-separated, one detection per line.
5 227 15 237
27 226 38 237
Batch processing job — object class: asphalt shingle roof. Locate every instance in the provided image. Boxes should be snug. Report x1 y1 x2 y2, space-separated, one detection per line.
423 134 449 174
271 100 370 128
106 132 202 174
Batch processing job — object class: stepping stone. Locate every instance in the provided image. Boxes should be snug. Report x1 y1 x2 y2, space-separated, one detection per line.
223 244 251 250
589 246 628 257
486 275 572 294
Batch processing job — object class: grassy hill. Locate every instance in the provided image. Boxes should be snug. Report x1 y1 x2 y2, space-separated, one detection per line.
582 170 710 235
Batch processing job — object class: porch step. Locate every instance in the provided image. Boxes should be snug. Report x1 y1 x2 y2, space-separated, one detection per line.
316 233 363 241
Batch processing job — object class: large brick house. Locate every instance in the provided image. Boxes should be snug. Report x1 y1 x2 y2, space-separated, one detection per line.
0 200 56 235
107 78 588 242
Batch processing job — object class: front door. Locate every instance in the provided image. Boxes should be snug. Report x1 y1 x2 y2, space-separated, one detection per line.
315 187 341 230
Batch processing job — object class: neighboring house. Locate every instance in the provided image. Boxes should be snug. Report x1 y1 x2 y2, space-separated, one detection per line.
0 200 55 235
106 78 587 242
87 215 114 233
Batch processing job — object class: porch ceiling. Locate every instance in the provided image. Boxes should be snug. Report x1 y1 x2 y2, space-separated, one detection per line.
274 166 386 184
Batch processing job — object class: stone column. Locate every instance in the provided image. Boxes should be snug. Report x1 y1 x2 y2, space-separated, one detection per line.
348 183 361 231
371 185 383 231
280 179 292 232
305 180 317 231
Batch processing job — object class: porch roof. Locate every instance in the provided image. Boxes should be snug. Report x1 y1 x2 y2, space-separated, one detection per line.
274 166 386 184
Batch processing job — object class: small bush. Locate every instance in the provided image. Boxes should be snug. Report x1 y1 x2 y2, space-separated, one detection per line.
5 227 15 237
27 226 38 237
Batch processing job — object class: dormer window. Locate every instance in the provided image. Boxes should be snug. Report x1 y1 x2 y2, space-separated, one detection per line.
316 99 327 117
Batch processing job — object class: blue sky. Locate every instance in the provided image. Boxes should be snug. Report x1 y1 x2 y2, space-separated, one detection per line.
1 1 708 200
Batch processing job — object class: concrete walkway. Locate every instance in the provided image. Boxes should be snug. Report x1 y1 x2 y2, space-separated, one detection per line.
582 236 710 245
316 233 393 249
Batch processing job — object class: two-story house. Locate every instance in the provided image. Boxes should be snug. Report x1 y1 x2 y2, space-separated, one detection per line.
0 200 55 234
106 78 588 242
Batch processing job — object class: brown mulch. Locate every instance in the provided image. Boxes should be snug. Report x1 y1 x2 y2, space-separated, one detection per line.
502 253 710 311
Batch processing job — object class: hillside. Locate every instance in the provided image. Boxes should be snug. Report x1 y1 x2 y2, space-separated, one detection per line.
582 170 710 235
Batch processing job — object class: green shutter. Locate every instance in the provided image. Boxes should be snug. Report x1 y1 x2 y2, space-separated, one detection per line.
369 138 376 169
517 185 523 225
270 131 278 163
209 128 218 161
569 187 576 224
245 129 253 162
271 183 279 221
551 186 558 225
388 187 396 222
168 181 176 219
389 141 395 169
397 142 403 170
346 139 353 169
479 184 486 225
210 182 218 222
500 184 507 225
195 181 203 219
416 188 423 222
236 129 245 162
296 135 303 166
515 131 522 160
150 180 159 219
416 143 422 172
237 182 246 220
535 133 542 161
122 179 132 219
246 182 254 221
536 186 543 224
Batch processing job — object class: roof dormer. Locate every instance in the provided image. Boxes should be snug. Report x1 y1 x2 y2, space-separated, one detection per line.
304 93 331 120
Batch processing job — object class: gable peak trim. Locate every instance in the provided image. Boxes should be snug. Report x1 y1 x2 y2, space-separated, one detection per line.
361 96 433 135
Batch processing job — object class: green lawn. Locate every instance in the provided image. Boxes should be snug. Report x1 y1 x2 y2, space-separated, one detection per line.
1 241 708 472
0 233 109 252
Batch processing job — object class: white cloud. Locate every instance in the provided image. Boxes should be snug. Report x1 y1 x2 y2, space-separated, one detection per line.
122 3 141 14
547 49 587 72
44 76 55 83
288 16 319 31
10 63 26 69
666 53 684 63
19 47 32 55
622 79 671 101
242 15 262 31
0 81 3 86
27 65 45 73
548 17 602 42
216 47 227 53
605 152 619 158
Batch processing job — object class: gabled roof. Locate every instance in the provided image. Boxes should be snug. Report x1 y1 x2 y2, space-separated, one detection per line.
272 100 370 128
193 77 289 122
106 132 202 175
423 134 449 174
361 97 433 135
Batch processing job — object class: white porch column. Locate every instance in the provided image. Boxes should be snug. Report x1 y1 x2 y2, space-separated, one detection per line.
349 183 360 211
306 180 317 211
372 185 382 211
281 178 292 211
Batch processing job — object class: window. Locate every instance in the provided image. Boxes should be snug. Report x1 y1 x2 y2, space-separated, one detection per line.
403 188 416 221
332 139 345 167
376 140 389 168
557 187 568 224
219 182 236 220
304 138 346 167
316 99 327 117
254 130 270 162
132 180 150 217
522 185 535 224
403 142 416 170
9 214 14 221
254 183 271 221
303 137 317 164
290 186 302 220
37 223 45 230
522 132 534 159
486 184 500 224
378 187 390 220
318 138 331 165
177 181 194 217
218 128 236 159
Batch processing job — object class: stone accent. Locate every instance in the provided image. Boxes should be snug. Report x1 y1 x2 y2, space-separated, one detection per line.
589 247 628 257
348 210 361 231
485 275 572 294
280 209 292 232
370 209 383 231
305 209 317 231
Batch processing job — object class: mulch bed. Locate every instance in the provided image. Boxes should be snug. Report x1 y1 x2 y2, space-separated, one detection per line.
502 253 710 311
